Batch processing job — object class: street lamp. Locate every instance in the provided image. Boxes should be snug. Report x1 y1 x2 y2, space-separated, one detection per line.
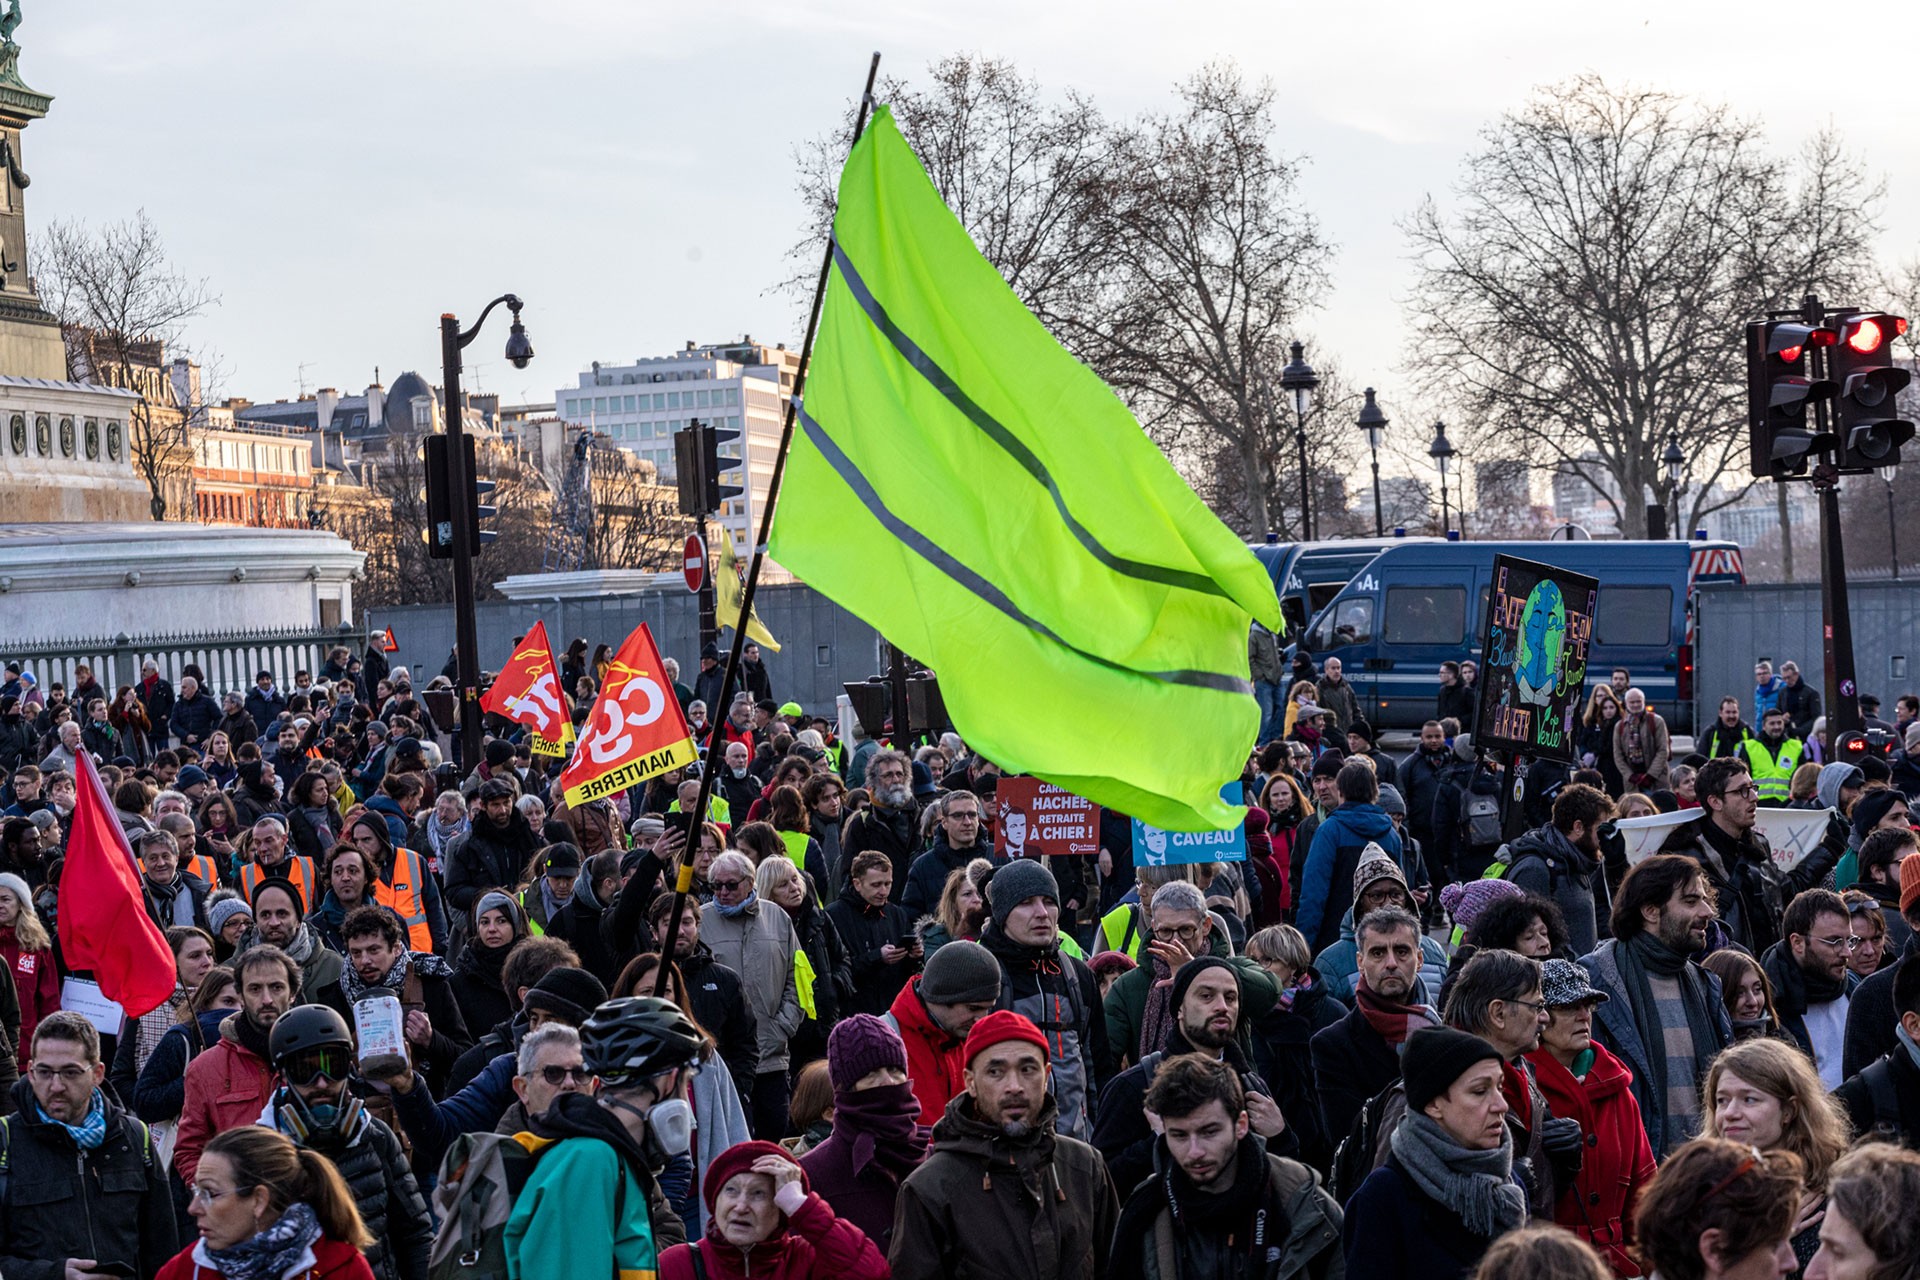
1429 419 1456 537
440 293 534 773
1878 463 1900 580
1356 388 1388 537
1662 433 1685 540
1279 340 1319 541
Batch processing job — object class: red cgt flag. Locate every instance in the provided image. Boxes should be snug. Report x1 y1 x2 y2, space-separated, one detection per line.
480 620 576 759
558 623 697 807
59 748 176 1019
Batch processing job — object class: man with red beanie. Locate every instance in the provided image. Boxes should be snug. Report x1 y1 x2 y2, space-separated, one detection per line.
889 1010 1118 1280
657 1140 888 1280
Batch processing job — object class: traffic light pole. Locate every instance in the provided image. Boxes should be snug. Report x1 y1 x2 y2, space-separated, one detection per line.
1803 294 1863 740
697 515 718 650
439 312 484 774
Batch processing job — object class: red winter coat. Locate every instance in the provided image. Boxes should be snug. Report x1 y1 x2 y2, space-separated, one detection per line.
888 977 967 1128
1525 1040 1657 1278
659 1188 888 1280
0 928 58 1050
156 1233 375 1279
174 1014 279 1185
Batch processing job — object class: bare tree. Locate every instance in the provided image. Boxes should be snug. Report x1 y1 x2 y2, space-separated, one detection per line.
1404 77 1882 538
33 211 217 519
578 442 689 571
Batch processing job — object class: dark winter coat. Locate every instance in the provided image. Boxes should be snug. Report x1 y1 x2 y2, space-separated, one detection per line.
137 675 176 738
245 687 289 738
442 810 540 916
0 1078 178 1280
132 1009 226 1124
900 836 998 920
838 803 920 894
1503 824 1607 957
978 924 1109 1142
1835 1040 1920 1148
1665 816 1840 956
1342 1153 1512 1280
1309 1003 1401 1147
888 1092 1118 1280
316 965 472 1096
266 1095 430 1280
825 886 917 1018
1094 1035 1292 1200
1399 747 1453 845
1844 939 1918 1080
796 1114 926 1253
787 898 851 1066
1249 977 1347 1175
680 943 760 1116
1109 1139 1344 1280
166 692 221 746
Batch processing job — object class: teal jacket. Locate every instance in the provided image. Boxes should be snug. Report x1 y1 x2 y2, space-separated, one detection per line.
507 1130 664 1280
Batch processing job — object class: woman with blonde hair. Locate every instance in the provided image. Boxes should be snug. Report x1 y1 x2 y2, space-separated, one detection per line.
1472 1225 1612 1280
756 852 848 1066
1704 1037 1853 1271
157 1125 374 1279
921 862 987 958
0 869 55 1049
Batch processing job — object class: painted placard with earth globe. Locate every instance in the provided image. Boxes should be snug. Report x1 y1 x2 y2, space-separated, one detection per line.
1473 554 1598 763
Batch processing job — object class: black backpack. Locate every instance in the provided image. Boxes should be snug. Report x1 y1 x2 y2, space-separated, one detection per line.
1857 1057 1908 1146
1330 1078 1405 1205
1461 788 1502 850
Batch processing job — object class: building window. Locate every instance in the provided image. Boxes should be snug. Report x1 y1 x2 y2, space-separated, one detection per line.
623 395 636 411
695 390 710 408
724 387 740 406
652 393 665 409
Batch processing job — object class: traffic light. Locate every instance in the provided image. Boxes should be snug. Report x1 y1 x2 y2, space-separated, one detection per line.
1746 319 1837 479
704 420 743 512
1828 311 1913 472
673 424 706 517
421 434 490 559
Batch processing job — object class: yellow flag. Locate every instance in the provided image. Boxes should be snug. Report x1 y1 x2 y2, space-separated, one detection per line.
714 525 781 652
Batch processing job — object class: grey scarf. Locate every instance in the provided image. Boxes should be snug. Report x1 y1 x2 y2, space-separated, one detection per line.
1389 1111 1527 1238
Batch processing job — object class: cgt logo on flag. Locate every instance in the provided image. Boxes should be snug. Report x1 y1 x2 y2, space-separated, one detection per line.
480 620 577 758
558 622 698 805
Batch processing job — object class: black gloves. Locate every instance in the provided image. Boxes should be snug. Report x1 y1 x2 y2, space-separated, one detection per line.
1541 1114 1585 1185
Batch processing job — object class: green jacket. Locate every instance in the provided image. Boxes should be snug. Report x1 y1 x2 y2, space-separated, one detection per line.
506 1137 660 1280
1103 931 1277 1068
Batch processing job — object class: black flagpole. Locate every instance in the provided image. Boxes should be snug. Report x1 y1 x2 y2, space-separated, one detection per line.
652 51 883 995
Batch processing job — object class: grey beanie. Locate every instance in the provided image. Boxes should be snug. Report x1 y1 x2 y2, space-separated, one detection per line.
919 939 1003 1005
986 859 1059 932
207 896 253 936
1376 784 1407 818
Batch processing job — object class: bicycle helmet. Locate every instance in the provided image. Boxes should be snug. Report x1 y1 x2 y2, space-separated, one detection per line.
580 996 703 1087
268 1004 354 1064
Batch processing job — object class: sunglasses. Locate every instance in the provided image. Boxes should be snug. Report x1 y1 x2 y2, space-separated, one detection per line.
711 878 747 892
537 1065 593 1087
281 1045 353 1087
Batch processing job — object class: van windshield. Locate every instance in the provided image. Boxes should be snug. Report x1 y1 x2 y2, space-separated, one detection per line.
1310 597 1375 650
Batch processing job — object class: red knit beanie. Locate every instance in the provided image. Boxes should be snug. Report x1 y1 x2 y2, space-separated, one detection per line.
961 1009 1049 1069
702 1140 808 1217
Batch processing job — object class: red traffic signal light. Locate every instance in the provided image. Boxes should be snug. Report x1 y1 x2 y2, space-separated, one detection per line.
1747 320 1838 479
1830 312 1913 472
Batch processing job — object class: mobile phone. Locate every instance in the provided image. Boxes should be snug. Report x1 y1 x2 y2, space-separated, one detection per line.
663 810 693 837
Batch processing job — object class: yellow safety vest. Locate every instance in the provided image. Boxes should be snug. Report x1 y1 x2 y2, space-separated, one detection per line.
1740 736 1804 805
1099 903 1147 962
667 795 731 826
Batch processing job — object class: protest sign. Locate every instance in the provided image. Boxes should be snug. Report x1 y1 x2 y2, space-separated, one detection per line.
1613 810 1700 865
61 977 125 1037
994 776 1100 857
1474 555 1599 762
1131 784 1247 866
1754 806 1835 873
559 623 697 805
480 620 576 758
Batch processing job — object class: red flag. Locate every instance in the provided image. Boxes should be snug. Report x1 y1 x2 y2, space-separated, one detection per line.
58 749 176 1019
558 623 697 806
480 620 575 758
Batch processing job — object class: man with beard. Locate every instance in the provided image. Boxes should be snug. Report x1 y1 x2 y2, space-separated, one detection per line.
264 1005 431 1280
318 905 471 1094
1760 888 1860 1088
1700 695 1753 759
1740 707 1804 807
1311 906 1439 1140
1094 957 1290 1197
176 945 298 1183
977 859 1107 1141
1400 720 1453 858
1669 757 1839 955
838 749 920 894
886 939 1002 1126
901 789 999 919
889 1011 1117 1280
1579 854 1733 1157
444 779 540 920
717 739 763 817
648 893 759 1115
1109 1054 1343 1280
1500 782 1614 956
244 877 344 1003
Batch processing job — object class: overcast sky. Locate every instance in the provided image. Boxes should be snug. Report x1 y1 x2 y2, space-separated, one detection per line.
25 1 1918 481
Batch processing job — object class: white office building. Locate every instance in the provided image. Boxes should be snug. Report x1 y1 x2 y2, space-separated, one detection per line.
555 339 799 558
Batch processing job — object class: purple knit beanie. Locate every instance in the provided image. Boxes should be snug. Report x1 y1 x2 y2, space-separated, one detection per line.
826 1013 907 1090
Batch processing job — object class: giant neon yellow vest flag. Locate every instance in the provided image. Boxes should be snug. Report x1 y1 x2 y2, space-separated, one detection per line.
770 105 1282 832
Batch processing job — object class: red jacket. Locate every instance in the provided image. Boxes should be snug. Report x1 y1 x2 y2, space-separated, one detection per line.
156 1234 375 1280
1524 1040 1658 1278
659 1189 888 1280
888 977 966 1128
174 1014 279 1185
0 929 58 1049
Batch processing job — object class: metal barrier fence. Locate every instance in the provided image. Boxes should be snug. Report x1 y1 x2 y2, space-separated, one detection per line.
0 623 368 697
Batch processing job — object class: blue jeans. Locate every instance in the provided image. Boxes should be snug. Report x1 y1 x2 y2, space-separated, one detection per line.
1253 680 1286 745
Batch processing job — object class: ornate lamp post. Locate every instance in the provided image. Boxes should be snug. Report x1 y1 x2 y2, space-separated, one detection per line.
1429 420 1456 537
1279 341 1319 540
1662 433 1685 539
1356 388 1388 537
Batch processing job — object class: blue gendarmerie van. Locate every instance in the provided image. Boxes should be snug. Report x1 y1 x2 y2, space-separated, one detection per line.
1251 537 1439 637
1287 538 1745 733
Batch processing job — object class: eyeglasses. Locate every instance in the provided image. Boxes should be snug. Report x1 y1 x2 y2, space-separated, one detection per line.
280 1046 353 1086
189 1183 252 1207
1502 997 1548 1016
710 878 746 893
1716 784 1760 800
1811 934 1861 952
537 1065 594 1087
1151 924 1201 942
28 1064 90 1084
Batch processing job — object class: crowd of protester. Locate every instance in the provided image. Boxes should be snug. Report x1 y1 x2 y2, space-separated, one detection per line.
0 634 1917 1279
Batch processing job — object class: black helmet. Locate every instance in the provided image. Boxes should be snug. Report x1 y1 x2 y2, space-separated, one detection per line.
268 1004 353 1066
580 996 702 1086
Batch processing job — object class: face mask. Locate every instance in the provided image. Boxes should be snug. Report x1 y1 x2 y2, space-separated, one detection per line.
646 1097 694 1157
306 1102 340 1129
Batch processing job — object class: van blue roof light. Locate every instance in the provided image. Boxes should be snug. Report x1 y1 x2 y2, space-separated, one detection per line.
1446 530 1461 541
1393 527 1406 537
1694 529 1708 540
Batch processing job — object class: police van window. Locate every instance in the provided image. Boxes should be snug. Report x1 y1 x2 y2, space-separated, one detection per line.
1311 597 1374 649
1595 586 1672 647
1385 585 1466 645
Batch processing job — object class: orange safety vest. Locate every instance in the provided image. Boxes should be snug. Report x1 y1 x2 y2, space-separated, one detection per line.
239 856 316 914
372 847 433 953
138 853 221 894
